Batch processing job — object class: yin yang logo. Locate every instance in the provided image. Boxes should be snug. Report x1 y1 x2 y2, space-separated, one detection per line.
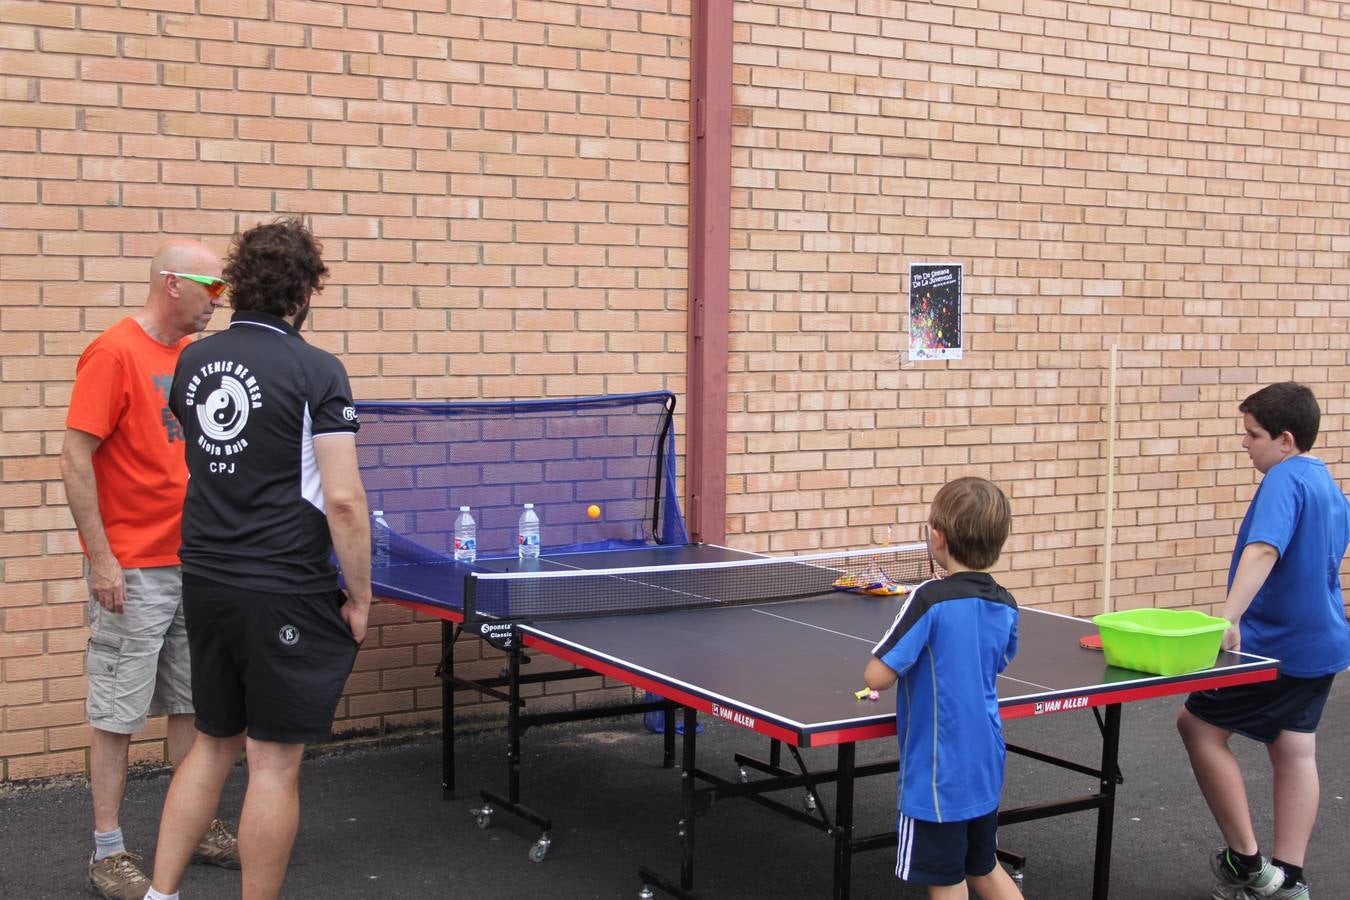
197 375 251 442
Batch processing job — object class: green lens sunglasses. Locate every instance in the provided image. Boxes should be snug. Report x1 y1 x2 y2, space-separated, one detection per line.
160 270 229 299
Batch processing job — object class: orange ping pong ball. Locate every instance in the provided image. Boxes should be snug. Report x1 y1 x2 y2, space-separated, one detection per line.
587 504 601 519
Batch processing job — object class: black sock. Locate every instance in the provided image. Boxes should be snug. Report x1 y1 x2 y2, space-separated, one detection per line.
1272 858 1304 886
1225 847 1263 877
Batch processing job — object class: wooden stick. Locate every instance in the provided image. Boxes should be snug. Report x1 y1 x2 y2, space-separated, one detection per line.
1103 345 1118 615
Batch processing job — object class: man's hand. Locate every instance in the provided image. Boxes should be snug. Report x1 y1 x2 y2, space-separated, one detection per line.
340 597 368 645
60 427 126 613
314 432 371 648
89 552 127 614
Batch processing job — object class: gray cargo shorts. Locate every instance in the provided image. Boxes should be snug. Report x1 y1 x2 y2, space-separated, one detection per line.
85 565 193 734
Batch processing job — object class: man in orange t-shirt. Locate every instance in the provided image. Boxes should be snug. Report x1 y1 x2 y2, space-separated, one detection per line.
60 240 238 899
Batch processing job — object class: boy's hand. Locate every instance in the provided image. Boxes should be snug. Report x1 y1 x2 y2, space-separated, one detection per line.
1221 623 1241 652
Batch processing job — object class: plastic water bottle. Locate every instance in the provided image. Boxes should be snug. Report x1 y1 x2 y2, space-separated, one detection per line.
517 503 541 559
453 506 477 563
372 509 390 569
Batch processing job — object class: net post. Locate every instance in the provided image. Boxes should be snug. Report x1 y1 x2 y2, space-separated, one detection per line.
653 393 676 543
463 570 476 622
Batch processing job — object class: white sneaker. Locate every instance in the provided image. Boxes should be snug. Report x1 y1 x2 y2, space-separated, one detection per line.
1209 849 1285 900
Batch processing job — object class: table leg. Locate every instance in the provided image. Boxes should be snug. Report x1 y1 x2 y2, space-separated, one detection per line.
506 641 522 803
832 742 856 900
664 699 677 768
680 706 699 890
439 620 456 800
1092 703 1122 900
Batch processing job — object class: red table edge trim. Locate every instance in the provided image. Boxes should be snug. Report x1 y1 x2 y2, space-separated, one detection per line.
998 665 1279 720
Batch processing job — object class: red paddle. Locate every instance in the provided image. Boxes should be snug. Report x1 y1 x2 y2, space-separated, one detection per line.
1079 633 1103 650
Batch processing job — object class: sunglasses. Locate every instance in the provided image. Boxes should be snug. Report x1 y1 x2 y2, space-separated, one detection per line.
160 270 229 299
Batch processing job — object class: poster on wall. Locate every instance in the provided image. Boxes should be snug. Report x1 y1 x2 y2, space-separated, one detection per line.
908 263 963 361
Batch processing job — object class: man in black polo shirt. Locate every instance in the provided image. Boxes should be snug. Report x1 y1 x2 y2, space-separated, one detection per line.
145 218 372 900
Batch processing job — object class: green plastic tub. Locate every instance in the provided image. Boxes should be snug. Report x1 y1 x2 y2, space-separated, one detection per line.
1090 608 1230 676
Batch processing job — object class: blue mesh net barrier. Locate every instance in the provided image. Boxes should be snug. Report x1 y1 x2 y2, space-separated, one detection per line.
355 391 687 609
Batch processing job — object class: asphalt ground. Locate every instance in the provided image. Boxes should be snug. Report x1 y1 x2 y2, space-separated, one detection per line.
2 686 1347 899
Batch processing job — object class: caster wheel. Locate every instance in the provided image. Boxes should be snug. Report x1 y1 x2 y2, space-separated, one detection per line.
528 836 551 862
737 767 749 784
472 807 493 830
638 886 655 900
803 792 817 812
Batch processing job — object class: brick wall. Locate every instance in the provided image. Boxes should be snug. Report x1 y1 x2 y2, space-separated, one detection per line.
0 0 692 780
3 0 1350 780
721 0 1350 614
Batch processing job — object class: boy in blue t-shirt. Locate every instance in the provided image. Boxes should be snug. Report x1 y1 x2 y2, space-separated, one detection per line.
1178 382 1350 900
864 477 1022 900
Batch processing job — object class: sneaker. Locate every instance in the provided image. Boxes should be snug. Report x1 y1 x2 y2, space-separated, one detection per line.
87 851 150 900
1266 881 1311 900
192 818 241 869
1210 849 1285 899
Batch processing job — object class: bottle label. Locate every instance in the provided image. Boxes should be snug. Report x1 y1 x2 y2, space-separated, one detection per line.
454 537 476 552
519 533 540 547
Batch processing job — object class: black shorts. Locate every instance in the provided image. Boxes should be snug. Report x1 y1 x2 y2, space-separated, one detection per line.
1185 671 1336 744
183 573 360 744
895 810 1000 886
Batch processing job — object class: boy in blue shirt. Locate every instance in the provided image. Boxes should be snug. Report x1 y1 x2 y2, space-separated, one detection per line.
1178 382 1350 900
864 477 1022 899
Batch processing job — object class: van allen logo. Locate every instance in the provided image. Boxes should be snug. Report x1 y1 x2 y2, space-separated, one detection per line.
1032 696 1090 716
278 624 299 646
183 361 263 457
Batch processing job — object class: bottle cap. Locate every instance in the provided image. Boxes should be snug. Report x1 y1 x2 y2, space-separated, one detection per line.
459 506 469 511
373 509 384 516
524 503 534 509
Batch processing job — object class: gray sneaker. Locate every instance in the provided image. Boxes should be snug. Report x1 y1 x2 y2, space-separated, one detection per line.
87 851 150 900
192 817 241 869
1210 849 1285 900
1265 880 1311 900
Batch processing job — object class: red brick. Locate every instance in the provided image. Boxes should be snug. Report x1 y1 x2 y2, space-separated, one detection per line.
5 698 85 729
6 750 88 780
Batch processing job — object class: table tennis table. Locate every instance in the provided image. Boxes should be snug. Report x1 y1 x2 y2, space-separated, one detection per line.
378 542 1279 900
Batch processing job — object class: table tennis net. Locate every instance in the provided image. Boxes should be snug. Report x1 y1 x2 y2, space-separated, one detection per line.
466 544 940 620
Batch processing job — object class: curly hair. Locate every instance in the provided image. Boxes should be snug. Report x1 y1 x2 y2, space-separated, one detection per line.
223 217 329 318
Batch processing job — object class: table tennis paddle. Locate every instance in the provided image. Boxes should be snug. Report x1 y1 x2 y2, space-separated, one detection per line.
1079 633 1103 650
